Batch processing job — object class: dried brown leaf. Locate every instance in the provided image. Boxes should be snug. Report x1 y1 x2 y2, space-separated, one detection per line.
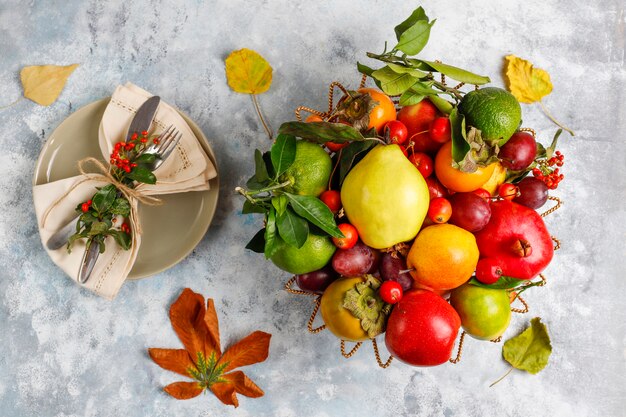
163 381 204 400
210 381 239 407
148 348 197 379
218 331 271 373
20 64 79 106
223 371 264 398
169 288 217 361
205 298 221 356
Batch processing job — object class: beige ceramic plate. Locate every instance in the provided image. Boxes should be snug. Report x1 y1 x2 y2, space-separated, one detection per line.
33 98 219 279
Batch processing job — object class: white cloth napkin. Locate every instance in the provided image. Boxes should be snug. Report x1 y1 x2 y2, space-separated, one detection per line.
33 83 217 300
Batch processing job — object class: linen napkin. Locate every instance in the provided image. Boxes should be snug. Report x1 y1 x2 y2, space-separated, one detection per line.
33 84 217 300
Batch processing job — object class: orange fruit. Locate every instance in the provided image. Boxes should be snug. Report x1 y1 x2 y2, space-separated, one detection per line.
434 141 496 192
406 223 479 291
357 88 396 132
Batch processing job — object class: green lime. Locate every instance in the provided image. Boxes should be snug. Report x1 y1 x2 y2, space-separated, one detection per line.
270 233 336 274
280 140 332 197
458 87 521 145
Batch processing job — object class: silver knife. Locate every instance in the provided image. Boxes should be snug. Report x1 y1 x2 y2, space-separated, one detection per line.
46 96 162 252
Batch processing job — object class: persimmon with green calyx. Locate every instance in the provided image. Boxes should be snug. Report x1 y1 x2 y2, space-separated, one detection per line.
449 283 511 340
341 144 429 249
320 275 390 342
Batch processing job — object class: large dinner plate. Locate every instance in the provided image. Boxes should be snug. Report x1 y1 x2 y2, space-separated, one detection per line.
32 98 219 279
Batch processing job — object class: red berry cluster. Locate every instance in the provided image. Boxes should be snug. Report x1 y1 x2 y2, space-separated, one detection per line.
81 199 93 213
532 151 565 190
109 130 157 174
120 222 131 234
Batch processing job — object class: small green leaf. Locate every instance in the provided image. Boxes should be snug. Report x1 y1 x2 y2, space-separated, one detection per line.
134 153 157 164
395 14 434 55
339 140 377 185
278 121 367 144
126 166 157 185
394 6 428 40
271 195 288 216
270 134 296 177
386 63 428 78
242 200 268 214
419 60 491 85
276 207 309 248
91 184 117 213
110 198 131 216
428 95 454 114
110 230 132 250
246 175 269 191
545 129 563 160
245 228 266 253
88 221 109 236
254 149 270 182
398 81 435 106
502 317 552 374
398 91 425 107
263 209 279 259
284 193 343 238
371 66 419 96
357 62 375 77
450 107 470 162
468 276 526 290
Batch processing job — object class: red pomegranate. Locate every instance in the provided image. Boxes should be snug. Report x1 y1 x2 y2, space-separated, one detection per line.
474 201 553 280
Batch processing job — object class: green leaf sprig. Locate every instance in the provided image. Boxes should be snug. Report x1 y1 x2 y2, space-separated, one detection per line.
67 131 160 254
236 132 351 257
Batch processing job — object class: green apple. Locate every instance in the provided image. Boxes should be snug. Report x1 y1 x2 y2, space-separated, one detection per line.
449 283 511 340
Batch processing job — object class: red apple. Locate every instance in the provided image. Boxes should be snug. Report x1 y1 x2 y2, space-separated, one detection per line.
474 201 554 280
408 152 434 178
385 289 461 366
398 99 442 154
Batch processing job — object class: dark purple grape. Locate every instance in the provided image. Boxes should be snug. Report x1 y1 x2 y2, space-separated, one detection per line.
514 177 549 209
296 265 338 294
449 192 491 232
331 241 376 276
379 253 413 292
499 131 537 171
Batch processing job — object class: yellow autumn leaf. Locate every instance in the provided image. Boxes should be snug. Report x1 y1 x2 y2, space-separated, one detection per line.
225 49 273 94
504 55 552 104
20 64 79 106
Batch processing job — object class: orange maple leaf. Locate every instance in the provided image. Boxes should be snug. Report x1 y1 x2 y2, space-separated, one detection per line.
148 288 271 406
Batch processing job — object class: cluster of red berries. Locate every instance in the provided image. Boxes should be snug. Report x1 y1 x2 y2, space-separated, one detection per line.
532 151 565 190
120 222 131 234
109 131 160 174
81 199 93 213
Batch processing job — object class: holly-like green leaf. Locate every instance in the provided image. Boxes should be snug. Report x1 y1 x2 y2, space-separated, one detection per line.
371 66 419 96
284 193 343 238
88 221 109 236
91 184 117 213
419 60 491 85
254 149 269 183
110 198 131 216
126 166 157 185
503 317 552 374
134 153 157 164
276 207 309 248
110 229 132 250
270 134 296 177
278 121 367 144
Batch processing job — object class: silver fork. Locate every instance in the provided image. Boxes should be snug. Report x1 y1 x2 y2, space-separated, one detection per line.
141 124 182 172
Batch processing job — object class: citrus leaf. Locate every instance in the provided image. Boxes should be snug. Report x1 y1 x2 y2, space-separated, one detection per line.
222 371 264 398
503 317 552 374
271 195 288 217
419 60 490 85
371 66 419 96
245 228 265 253
449 107 469 162
386 62 428 78
278 121 367 143
164 381 205 400
276 207 309 248
394 6 429 40
242 200 267 215
395 16 435 56
356 61 375 77
254 149 269 182
225 48 273 94
399 91 425 107
270 134 296 177
504 55 553 104
284 193 344 238
338 140 377 185
469 276 526 290
428 95 454 115
20 64 79 106
148 348 198 379
263 208 279 259
217 331 272 374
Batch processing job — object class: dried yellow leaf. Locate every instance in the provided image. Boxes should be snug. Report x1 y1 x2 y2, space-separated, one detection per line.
504 55 552 104
225 49 272 95
20 64 79 106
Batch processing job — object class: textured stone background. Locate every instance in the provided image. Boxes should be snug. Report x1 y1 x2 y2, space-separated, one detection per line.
1 1 624 416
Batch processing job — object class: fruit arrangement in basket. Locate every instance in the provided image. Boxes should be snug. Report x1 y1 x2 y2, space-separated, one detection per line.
237 7 568 368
